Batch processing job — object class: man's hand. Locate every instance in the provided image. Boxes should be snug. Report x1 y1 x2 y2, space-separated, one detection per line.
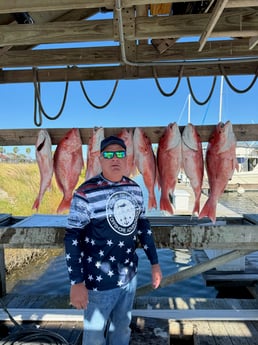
70 282 88 309
151 264 162 289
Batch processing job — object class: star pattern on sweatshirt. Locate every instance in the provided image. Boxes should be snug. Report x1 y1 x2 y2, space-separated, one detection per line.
65 194 157 289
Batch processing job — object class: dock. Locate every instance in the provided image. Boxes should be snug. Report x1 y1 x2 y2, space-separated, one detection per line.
1 295 258 344
1 209 258 344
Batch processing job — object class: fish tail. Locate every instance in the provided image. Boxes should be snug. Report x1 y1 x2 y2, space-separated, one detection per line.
57 197 72 214
32 197 40 211
160 194 174 215
148 194 157 210
199 197 217 223
192 199 200 216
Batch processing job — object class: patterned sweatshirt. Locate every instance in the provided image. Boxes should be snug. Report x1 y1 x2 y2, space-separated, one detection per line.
64 173 159 291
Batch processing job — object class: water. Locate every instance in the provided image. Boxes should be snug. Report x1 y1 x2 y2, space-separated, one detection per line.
8 248 217 298
6 178 258 299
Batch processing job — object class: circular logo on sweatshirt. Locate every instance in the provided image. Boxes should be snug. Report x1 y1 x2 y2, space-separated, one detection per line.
106 191 139 235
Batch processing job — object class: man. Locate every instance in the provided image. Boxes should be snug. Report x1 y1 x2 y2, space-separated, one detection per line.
64 135 162 345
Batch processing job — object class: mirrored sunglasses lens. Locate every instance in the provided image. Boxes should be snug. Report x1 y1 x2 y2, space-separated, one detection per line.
115 151 126 158
103 152 114 159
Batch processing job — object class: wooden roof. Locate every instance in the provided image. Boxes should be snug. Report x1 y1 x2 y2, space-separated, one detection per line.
0 0 258 84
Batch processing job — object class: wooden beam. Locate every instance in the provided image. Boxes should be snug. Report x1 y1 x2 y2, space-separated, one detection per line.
0 9 257 47
199 0 229 52
136 249 253 295
1 61 257 83
0 124 257 146
1 215 258 248
0 20 114 47
135 9 258 41
0 0 255 14
0 39 257 68
249 36 258 50
0 1 110 13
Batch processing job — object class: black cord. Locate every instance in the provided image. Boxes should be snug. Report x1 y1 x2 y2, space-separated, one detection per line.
1 327 70 345
0 298 70 345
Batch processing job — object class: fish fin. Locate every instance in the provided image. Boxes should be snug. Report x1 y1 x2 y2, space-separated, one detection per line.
160 195 174 215
199 198 216 224
235 158 240 172
57 197 72 214
148 195 157 210
192 199 200 216
32 198 40 211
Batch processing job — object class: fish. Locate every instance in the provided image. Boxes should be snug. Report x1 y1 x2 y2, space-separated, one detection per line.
157 122 182 214
85 127 104 180
199 121 239 223
117 128 136 177
32 129 53 211
182 123 204 215
54 128 84 214
133 127 157 210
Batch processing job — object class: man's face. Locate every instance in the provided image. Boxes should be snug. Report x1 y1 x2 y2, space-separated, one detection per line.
99 144 127 182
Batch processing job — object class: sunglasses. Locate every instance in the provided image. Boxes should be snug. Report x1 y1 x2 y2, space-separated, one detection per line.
102 151 126 159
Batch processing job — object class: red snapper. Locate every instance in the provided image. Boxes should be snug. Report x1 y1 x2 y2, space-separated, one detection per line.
32 129 53 211
182 123 204 215
118 128 136 177
54 128 84 213
85 127 104 180
157 122 182 214
133 127 158 210
199 121 239 223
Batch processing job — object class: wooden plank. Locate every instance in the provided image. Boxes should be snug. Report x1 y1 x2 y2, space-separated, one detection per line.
0 39 257 69
0 124 258 146
136 250 254 295
194 321 217 345
0 9 257 47
199 0 229 52
1 61 258 84
0 20 114 47
206 321 233 345
150 3 172 15
222 321 252 345
0 0 254 14
0 1 111 13
2 215 258 249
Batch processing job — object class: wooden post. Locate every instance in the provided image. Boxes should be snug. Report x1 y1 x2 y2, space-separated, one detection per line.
0 245 6 297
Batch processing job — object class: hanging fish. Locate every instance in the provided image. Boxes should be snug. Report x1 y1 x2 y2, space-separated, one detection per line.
133 127 158 210
54 128 84 214
117 128 136 177
85 127 104 180
182 123 204 215
32 129 53 211
157 122 182 214
199 121 239 223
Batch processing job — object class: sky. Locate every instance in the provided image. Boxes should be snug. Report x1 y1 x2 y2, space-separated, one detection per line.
1 73 258 131
1 72 257 156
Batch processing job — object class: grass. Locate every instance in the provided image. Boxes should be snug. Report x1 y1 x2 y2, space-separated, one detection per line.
0 162 86 216
0 162 86 274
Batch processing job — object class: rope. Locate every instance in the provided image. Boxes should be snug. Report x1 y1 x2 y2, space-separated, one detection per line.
1 328 70 345
187 76 217 105
33 67 69 126
219 64 258 93
79 72 119 109
0 299 70 345
153 66 184 97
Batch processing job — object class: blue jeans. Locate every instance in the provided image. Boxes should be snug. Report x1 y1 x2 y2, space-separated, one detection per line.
82 275 137 345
